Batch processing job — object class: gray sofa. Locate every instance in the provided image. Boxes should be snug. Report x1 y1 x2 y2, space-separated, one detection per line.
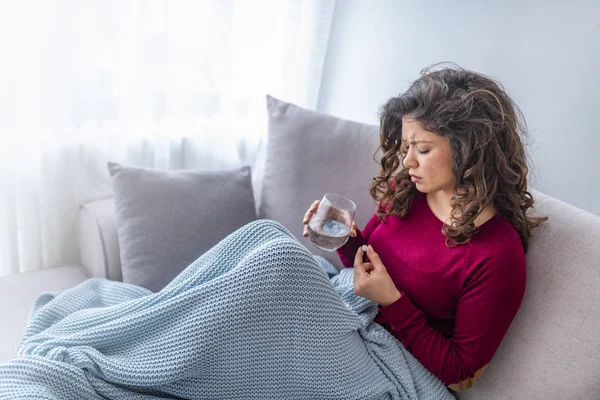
1 96 599 399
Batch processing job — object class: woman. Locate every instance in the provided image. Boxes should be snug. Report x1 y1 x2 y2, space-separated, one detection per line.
303 63 548 391
3 64 547 399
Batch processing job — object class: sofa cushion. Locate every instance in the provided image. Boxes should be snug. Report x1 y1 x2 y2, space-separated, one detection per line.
107 162 256 292
0 265 89 364
457 189 600 400
259 95 380 268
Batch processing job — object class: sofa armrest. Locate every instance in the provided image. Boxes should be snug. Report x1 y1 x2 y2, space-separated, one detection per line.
79 197 122 281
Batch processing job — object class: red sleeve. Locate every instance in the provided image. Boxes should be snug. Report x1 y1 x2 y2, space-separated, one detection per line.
377 248 526 390
336 213 382 268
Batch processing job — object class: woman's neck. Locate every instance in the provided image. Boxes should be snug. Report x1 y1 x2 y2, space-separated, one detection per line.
426 192 497 227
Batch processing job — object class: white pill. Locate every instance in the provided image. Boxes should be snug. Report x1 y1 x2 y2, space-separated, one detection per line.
361 245 368 252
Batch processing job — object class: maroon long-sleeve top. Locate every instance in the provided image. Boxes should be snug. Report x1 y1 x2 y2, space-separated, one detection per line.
337 191 526 391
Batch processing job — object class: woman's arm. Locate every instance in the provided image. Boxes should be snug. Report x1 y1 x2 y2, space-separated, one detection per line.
377 249 526 391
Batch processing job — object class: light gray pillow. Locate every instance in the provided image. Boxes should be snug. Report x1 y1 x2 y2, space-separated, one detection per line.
259 95 381 269
107 162 256 292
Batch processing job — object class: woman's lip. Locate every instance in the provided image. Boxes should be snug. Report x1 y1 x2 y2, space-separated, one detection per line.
410 175 422 182
410 174 421 179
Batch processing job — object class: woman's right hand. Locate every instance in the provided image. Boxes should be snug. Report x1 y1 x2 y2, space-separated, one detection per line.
302 199 358 238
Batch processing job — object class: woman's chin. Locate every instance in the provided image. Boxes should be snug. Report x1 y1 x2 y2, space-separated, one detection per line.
414 182 426 193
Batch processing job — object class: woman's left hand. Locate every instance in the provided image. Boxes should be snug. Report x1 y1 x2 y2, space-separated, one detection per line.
354 245 402 307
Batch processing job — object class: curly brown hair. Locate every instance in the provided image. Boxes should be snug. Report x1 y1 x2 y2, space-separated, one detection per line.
370 63 547 252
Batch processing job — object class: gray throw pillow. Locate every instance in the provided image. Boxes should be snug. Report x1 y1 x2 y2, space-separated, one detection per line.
107 162 256 292
259 95 381 269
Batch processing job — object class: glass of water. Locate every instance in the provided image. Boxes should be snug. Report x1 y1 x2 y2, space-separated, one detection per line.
307 193 356 252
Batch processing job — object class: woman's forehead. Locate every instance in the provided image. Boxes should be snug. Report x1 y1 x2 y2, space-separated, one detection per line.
401 117 437 143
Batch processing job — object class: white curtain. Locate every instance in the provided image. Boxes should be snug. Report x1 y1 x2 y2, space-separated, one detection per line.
0 0 336 277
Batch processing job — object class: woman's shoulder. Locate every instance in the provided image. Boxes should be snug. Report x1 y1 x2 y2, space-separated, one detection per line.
478 213 521 241
469 217 526 267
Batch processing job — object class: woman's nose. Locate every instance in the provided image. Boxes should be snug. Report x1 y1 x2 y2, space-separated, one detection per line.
402 148 417 169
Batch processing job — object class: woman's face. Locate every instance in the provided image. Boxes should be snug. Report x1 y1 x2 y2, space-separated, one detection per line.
401 117 456 197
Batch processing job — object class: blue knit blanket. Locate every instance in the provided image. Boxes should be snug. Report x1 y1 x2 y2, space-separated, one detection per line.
0 220 454 400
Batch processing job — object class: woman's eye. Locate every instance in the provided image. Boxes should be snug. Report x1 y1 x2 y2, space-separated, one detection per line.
401 145 429 155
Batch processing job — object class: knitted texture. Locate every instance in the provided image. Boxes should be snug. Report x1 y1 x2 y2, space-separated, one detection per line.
0 220 454 400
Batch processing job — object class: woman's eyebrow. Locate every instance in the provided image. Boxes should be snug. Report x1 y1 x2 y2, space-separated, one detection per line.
401 138 434 144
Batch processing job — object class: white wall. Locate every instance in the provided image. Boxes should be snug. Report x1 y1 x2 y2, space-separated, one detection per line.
318 0 600 216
